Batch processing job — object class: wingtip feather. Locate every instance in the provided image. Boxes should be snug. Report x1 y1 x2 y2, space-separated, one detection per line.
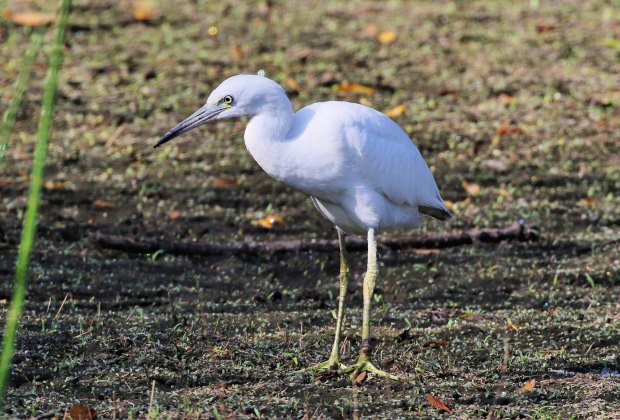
418 205 452 221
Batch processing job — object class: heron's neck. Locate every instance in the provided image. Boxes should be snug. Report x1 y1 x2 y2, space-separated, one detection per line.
244 101 295 181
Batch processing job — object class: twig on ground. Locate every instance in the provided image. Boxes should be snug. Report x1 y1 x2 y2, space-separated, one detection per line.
147 380 156 419
33 411 57 420
90 220 538 257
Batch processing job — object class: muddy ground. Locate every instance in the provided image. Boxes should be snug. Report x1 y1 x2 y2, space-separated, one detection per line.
1 0 619 418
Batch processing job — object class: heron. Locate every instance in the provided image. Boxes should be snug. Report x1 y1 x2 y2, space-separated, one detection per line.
155 74 451 380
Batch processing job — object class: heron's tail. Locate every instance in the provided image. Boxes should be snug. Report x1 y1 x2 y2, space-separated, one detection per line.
418 204 452 221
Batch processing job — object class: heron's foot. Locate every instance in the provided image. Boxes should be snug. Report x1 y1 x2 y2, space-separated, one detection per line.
298 358 349 375
346 357 401 381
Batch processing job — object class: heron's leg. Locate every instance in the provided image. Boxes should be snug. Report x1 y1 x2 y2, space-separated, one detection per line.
329 228 349 361
299 228 349 373
347 227 400 381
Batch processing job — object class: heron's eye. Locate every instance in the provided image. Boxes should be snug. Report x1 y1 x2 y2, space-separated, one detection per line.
223 95 234 105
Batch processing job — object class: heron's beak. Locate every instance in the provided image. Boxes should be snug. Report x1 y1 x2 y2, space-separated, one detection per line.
154 104 226 148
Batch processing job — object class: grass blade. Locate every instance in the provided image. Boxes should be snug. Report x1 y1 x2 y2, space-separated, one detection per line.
0 0 72 406
0 1 7 21
0 28 45 165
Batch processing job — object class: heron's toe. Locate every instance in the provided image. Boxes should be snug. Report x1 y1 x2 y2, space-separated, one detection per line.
298 358 349 376
346 359 402 382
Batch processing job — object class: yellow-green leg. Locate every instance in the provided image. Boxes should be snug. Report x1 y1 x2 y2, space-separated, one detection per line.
300 228 350 374
347 227 400 381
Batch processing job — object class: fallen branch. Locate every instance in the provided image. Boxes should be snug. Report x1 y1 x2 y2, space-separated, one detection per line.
90 220 538 257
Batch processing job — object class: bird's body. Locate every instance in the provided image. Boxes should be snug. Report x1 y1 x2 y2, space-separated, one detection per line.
156 74 450 380
240 87 448 234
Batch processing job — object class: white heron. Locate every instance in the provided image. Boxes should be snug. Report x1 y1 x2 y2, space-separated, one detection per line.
155 74 451 380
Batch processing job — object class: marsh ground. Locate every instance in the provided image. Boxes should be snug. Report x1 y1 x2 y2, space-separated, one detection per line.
0 0 619 417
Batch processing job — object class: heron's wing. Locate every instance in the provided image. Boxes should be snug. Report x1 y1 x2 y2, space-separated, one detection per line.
343 105 450 217
298 102 450 220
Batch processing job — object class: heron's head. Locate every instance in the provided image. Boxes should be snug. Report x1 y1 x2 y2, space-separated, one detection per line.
154 74 289 148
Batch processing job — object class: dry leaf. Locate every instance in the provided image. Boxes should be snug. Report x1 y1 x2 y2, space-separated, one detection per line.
384 104 406 118
497 93 515 105
459 312 474 319
439 88 460 98
363 23 380 37
413 248 439 255
212 177 239 187
523 378 536 391
168 210 182 220
461 180 481 196
44 181 69 190
9 11 56 26
496 120 523 136
424 338 448 348
443 200 455 210
254 215 284 229
132 1 157 21
584 197 596 205
69 404 97 419
506 322 522 330
359 97 372 106
354 371 367 384
92 200 115 209
425 394 452 413
285 77 299 92
535 23 555 34
496 120 511 136
497 188 512 197
230 45 245 60
378 31 398 44
336 82 375 95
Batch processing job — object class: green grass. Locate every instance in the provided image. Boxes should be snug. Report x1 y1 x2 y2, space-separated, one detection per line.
0 0 72 406
0 28 45 165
